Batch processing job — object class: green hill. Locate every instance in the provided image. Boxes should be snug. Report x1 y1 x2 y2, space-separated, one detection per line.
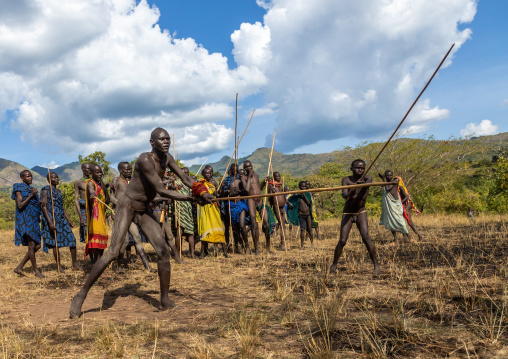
0 159 47 193
190 148 341 177
190 132 508 178
31 161 82 183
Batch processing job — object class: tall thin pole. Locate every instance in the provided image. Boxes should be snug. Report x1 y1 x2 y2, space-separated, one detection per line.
361 43 455 180
47 166 60 274
235 93 238 174
218 109 255 188
173 133 175 158
260 130 276 251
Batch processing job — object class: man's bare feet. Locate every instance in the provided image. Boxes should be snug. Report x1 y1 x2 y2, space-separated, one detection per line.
117 266 125 274
374 265 381 277
34 270 45 279
72 264 84 271
148 267 157 273
69 292 85 318
160 298 176 310
57 266 65 274
174 257 185 264
13 268 26 276
329 263 337 274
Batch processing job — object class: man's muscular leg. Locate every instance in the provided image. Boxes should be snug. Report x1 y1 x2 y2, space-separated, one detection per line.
259 207 273 253
70 205 134 318
247 199 260 254
356 212 381 276
330 215 353 274
129 222 157 271
138 212 176 310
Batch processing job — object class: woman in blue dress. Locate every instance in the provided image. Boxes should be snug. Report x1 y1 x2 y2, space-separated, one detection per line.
41 172 82 272
12 170 44 278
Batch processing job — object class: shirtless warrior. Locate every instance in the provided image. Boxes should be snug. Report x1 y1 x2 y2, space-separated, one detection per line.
241 160 271 254
330 159 381 276
70 128 212 318
110 161 156 272
74 163 91 243
268 172 289 250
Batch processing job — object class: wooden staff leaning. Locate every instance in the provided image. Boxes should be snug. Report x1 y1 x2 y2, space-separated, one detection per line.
218 109 255 189
260 130 276 251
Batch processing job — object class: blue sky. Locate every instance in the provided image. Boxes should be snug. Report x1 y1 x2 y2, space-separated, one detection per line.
0 0 506 170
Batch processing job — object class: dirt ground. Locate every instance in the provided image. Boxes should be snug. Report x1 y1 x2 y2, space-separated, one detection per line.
1 214 508 358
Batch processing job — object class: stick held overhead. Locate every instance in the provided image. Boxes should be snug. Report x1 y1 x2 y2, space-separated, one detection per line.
361 43 455 180
213 182 393 202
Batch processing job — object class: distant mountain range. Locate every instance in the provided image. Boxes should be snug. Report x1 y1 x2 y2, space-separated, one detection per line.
1 132 507 193
189 132 508 176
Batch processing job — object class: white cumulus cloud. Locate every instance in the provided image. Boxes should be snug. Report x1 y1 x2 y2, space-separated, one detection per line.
0 0 266 162
460 119 498 138
233 0 476 151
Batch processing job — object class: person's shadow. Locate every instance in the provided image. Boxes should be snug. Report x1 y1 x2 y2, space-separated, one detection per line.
82 283 187 314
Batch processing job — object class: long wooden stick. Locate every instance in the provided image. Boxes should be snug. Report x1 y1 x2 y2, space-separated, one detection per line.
218 109 255 188
47 166 60 274
173 133 175 158
260 130 276 251
212 182 392 202
361 43 455 180
196 158 208 176
93 196 115 214
235 93 238 173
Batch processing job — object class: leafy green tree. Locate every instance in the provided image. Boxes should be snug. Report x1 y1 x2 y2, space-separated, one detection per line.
58 181 80 225
78 151 112 183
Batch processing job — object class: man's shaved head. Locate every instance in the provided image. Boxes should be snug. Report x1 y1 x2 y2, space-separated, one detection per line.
151 127 169 140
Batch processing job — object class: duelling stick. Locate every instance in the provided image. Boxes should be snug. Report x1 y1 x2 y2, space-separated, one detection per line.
235 93 238 172
212 182 393 202
173 133 175 158
47 166 60 274
360 43 455 180
93 196 115 215
218 109 256 188
196 157 208 176
260 130 276 251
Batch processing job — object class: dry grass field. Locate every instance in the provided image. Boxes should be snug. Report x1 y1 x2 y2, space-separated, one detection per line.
1 214 508 358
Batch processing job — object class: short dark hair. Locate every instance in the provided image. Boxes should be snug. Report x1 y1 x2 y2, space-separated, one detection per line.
19 170 30 177
118 161 129 170
46 172 57 182
351 159 366 167
299 181 307 187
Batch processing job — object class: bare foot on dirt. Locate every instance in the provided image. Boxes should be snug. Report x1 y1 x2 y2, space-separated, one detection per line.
69 292 85 318
374 265 381 277
329 263 337 274
13 268 26 276
72 264 84 271
160 298 176 310
34 270 45 279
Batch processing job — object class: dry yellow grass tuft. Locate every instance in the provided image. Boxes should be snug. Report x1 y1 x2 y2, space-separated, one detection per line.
0 214 507 358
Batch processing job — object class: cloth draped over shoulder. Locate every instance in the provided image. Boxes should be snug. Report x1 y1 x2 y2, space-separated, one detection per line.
197 180 225 243
379 188 408 234
396 177 420 221
40 185 77 252
173 177 195 235
287 193 315 226
11 183 41 245
84 179 108 257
